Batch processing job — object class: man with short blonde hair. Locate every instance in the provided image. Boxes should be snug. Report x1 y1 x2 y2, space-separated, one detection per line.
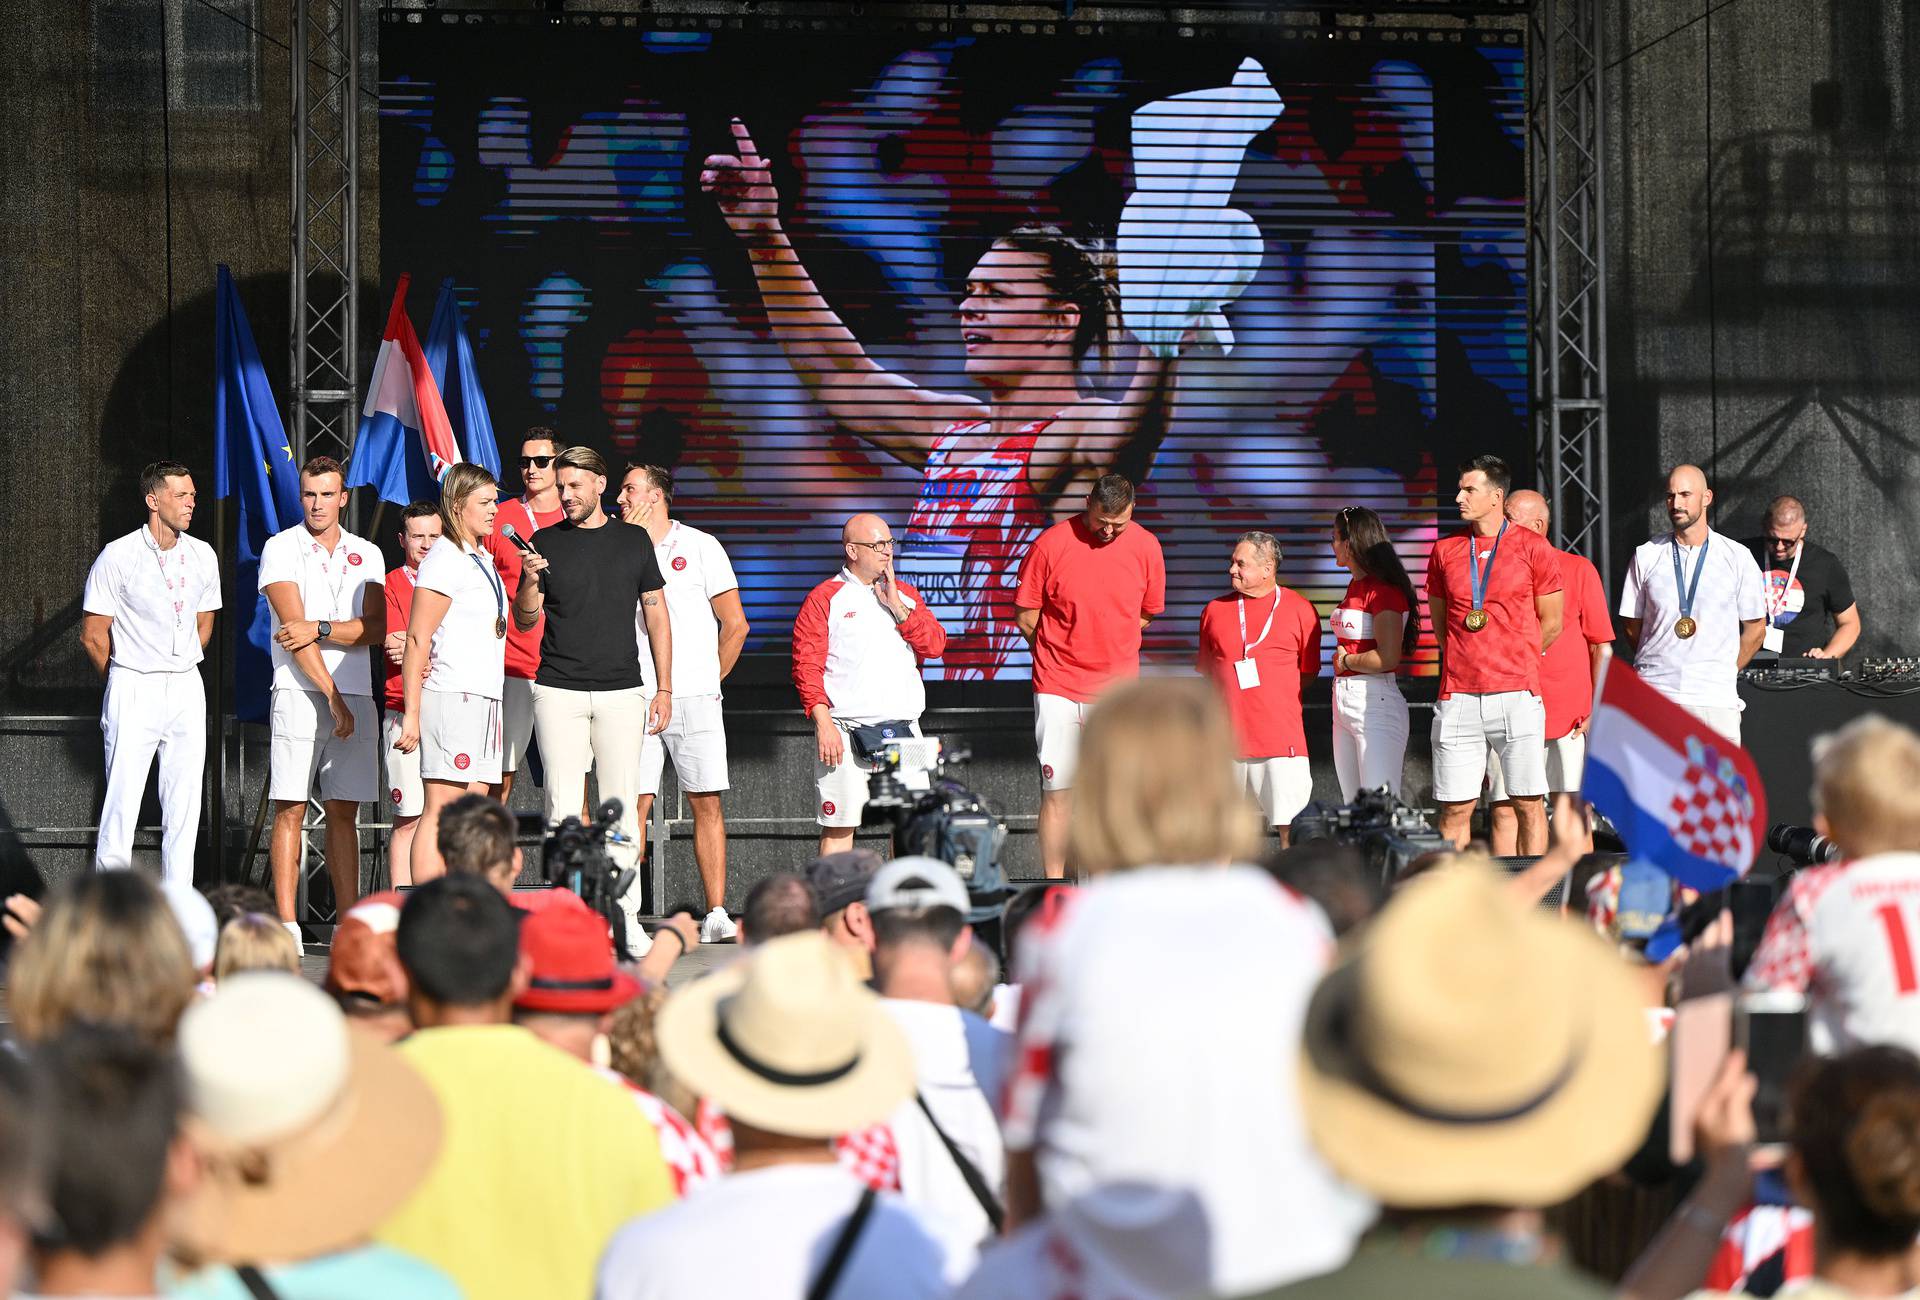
1746 714 1920 1056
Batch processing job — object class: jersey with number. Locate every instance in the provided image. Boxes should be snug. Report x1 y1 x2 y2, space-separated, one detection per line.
899 418 1052 682
1743 853 1920 1055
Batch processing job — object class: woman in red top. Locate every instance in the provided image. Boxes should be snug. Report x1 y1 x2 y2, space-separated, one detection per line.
1329 507 1421 801
701 120 1175 679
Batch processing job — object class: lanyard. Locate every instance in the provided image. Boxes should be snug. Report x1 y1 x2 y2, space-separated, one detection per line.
307 536 354 621
1766 542 1803 626
1238 589 1278 659
142 531 191 650
1468 521 1507 610
1671 535 1708 622
468 550 505 622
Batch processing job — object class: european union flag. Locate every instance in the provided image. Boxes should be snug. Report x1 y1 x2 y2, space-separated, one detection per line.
212 265 299 723
423 278 500 478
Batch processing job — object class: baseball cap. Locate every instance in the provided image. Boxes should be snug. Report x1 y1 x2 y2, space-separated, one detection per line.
804 849 884 916
866 856 969 916
324 890 408 1008
514 890 640 1015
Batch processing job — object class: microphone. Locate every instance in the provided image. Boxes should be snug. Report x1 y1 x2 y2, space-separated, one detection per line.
500 523 544 591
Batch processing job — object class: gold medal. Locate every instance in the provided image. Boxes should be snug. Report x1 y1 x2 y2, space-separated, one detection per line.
1675 616 1697 639
495 616 508 639
1463 608 1489 632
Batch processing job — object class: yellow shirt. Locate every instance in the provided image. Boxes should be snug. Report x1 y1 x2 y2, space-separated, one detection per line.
378 1025 675 1300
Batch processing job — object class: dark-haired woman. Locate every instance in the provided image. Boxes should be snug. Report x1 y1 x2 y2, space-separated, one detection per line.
1329 507 1420 800
702 119 1175 679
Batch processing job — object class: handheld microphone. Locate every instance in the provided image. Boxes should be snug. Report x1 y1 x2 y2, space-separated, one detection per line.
500 523 545 591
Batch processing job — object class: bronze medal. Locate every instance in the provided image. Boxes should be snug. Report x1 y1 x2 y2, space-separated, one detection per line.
1675 616 1697 640
494 616 508 639
1463 608 1489 633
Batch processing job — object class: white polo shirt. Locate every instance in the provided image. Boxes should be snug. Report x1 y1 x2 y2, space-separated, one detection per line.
633 521 739 699
1619 528 1767 710
414 536 507 699
83 528 223 673
257 524 384 698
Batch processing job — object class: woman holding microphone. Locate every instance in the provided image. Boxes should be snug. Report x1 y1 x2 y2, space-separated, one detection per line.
1329 506 1420 800
396 463 505 882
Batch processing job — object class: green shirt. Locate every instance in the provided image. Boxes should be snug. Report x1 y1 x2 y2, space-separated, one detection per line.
1242 1237 1611 1300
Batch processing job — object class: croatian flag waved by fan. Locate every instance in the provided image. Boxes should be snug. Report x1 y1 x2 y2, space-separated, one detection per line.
1582 655 1769 893
346 274 462 505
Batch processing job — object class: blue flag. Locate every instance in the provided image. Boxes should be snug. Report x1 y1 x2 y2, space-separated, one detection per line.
212 265 299 723
423 278 500 478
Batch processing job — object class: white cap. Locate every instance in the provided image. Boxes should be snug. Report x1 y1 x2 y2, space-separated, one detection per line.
866 856 970 916
161 878 219 972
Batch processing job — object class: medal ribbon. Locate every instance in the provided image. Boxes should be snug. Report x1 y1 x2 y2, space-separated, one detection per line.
1468 521 1506 613
1671 535 1707 626
469 551 505 626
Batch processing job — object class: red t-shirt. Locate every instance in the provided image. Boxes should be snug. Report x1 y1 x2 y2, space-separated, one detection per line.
1425 523 1563 700
1196 587 1322 759
1331 574 1412 676
382 565 416 710
1014 517 1166 704
1540 549 1613 739
483 497 566 681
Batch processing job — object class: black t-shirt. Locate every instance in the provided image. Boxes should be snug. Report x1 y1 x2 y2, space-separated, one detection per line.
532 518 665 690
1742 536 1856 657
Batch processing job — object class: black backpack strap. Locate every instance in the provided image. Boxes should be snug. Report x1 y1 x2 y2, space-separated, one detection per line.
914 1092 1006 1234
234 1265 280 1300
805 1186 879 1300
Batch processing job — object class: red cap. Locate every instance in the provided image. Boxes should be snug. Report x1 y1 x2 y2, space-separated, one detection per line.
324 890 409 1007
514 892 641 1015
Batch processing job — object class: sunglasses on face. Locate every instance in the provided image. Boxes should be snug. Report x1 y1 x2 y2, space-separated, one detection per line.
520 455 555 469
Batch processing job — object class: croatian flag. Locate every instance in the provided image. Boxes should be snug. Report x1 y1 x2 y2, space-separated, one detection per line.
1582 655 1769 893
346 275 462 505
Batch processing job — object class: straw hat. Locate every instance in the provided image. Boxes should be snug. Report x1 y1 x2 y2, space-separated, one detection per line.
1297 863 1664 1208
175 974 443 1263
656 931 913 1138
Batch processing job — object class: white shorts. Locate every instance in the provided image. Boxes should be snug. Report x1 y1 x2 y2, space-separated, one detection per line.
1035 693 1092 792
502 675 536 775
269 688 379 805
384 711 424 818
639 693 729 796
1487 731 1585 802
1236 756 1313 829
1432 690 1546 804
420 688 503 786
1683 703 1742 744
816 719 920 829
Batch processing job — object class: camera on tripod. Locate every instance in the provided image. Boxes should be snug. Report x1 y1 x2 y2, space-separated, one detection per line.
862 735 1011 925
542 798 640 960
1289 786 1452 887
1766 822 1842 867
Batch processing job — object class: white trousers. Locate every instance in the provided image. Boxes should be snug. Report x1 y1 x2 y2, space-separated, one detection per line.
531 683 648 868
1330 674 1409 802
97 665 204 885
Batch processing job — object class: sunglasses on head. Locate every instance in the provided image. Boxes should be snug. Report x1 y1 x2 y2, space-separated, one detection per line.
520 454 555 469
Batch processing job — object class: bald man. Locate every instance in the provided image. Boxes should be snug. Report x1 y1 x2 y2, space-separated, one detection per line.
791 514 947 852
1744 495 1861 661
1486 491 1616 855
1619 465 1768 741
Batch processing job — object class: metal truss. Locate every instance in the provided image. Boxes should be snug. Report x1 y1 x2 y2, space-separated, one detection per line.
1527 0 1611 588
290 0 363 925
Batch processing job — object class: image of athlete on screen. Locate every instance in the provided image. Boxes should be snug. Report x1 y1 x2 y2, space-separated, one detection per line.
701 119 1176 681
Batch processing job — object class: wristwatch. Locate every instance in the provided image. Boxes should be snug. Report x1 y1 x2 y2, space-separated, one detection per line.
317 620 333 642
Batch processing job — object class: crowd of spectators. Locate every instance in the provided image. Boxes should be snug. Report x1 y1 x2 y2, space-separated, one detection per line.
4 675 1920 1298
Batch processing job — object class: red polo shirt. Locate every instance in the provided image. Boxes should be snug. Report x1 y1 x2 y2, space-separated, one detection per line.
1196 587 1322 759
1540 548 1613 739
483 497 565 681
1425 522 1563 700
1015 517 1165 703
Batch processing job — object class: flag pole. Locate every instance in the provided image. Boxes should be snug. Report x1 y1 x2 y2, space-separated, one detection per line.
212 494 228 884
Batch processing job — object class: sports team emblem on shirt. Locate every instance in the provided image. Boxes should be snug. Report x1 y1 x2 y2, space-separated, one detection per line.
821 800 836 817
454 753 471 771
391 787 403 806
348 552 363 566
1042 764 1054 781
672 556 688 572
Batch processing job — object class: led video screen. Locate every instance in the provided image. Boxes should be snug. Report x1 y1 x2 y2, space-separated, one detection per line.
380 11 1527 684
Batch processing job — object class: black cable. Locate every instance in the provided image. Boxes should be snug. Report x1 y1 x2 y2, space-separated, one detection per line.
1604 0 1748 74
184 0 382 105
160 1 175 452
1704 2 1719 496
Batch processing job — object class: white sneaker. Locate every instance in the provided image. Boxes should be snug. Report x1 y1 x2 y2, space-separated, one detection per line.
701 906 738 943
617 897 653 960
